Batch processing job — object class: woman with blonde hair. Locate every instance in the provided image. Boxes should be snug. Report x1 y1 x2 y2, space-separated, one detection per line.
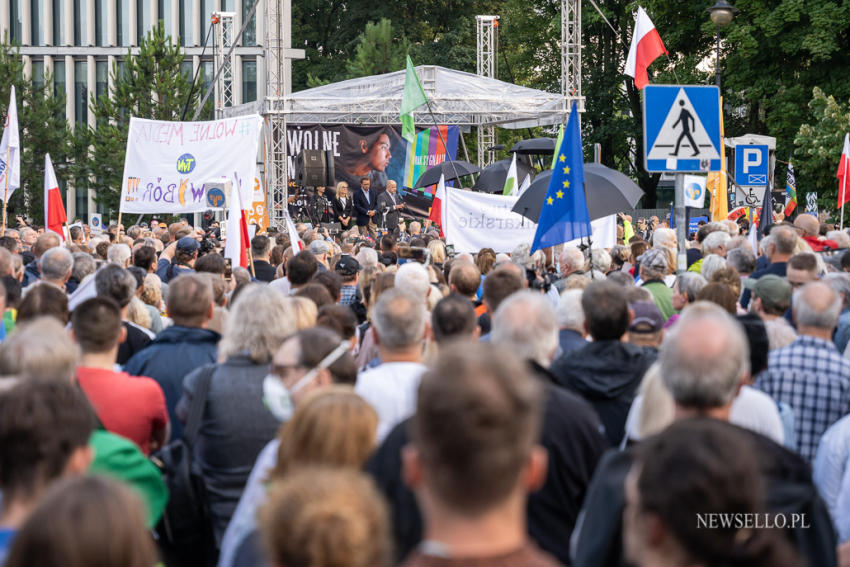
178 284 297 547
333 181 354 231
262 467 392 567
288 296 318 330
427 239 446 268
220 384 377 567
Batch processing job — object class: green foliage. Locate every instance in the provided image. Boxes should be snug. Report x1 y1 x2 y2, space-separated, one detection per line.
794 87 850 223
71 24 207 219
346 19 409 79
0 39 72 223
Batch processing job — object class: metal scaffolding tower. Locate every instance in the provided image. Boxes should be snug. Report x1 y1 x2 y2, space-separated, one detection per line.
562 0 584 111
212 12 237 118
264 0 304 227
476 15 499 168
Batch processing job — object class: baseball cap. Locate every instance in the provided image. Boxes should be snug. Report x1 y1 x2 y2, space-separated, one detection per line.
335 255 360 276
743 274 791 305
637 248 668 272
310 239 331 255
629 301 665 334
176 236 200 253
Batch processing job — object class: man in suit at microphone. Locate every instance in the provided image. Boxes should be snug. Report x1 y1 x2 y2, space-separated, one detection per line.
376 180 404 235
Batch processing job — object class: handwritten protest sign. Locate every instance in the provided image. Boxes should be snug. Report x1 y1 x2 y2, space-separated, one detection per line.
119 115 263 214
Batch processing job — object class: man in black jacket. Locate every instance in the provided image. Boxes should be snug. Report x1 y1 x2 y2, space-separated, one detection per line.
367 291 608 565
571 303 837 567
249 235 276 282
550 281 655 446
376 180 404 233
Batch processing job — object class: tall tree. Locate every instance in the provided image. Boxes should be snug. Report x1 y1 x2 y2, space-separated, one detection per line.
0 41 72 223
346 19 409 78
794 87 850 224
71 24 207 218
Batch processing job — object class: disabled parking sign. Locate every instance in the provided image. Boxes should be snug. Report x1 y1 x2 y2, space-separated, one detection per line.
643 85 722 173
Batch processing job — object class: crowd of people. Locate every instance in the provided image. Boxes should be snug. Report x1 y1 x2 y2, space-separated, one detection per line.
3 198 850 567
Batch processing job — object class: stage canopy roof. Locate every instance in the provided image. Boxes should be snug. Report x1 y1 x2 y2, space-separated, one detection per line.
225 65 570 129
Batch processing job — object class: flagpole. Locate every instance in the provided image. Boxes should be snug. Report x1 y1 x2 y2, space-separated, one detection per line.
842 171 847 231
1 146 9 237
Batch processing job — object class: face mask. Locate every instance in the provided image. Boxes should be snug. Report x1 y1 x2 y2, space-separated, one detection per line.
262 341 350 422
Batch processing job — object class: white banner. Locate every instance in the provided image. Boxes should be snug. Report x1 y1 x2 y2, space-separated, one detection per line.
565 214 617 249
444 188 537 253
119 115 263 214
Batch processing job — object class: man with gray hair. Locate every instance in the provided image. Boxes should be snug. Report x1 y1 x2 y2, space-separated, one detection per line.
394 262 431 303
107 243 131 267
742 224 796 308
67 252 96 294
34 246 73 292
755 281 850 462
824 272 850 352
355 288 428 442
556 289 588 355
309 239 331 272
554 246 587 292
726 247 756 277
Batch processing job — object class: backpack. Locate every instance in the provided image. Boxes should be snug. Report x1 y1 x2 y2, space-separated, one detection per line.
150 364 216 567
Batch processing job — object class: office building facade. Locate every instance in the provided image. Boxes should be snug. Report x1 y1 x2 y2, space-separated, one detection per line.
0 0 265 219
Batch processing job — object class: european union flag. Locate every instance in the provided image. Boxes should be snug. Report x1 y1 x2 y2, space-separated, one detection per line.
531 101 592 252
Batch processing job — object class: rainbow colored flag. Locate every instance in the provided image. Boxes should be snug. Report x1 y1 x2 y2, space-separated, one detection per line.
401 125 460 194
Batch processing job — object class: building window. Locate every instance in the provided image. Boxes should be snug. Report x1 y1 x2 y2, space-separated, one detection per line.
158 0 173 38
52 0 65 45
95 0 108 46
117 1 130 46
199 0 214 40
75 186 88 219
242 0 256 46
179 0 193 45
220 0 232 10
10 1 22 44
53 61 66 119
74 0 88 46
32 60 45 92
242 60 256 103
181 60 193 80
31 0 44 45
74 61 88 125
137 0 151 41
96 60 108 100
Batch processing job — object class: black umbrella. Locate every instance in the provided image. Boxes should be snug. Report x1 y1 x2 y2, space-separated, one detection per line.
471 158 536 193
413 160 480 188
512 163 644 222
509 137 556 155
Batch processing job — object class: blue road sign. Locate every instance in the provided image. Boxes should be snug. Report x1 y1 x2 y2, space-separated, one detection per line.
643 85 722 173
734 144 769 187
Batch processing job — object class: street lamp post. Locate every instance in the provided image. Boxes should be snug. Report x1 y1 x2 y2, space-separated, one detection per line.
707 0 738 91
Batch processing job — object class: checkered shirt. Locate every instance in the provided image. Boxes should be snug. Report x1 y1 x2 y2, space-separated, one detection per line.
755 335 850 462
339 284 358 306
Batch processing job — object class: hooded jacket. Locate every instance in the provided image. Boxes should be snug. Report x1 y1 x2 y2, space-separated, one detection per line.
550 341 656 446
123 325 220 439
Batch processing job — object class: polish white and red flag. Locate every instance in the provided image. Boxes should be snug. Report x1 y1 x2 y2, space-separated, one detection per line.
837 133 850 208
428 174 446 237
44 153 67 241
624 6 668 90
224 186 250 268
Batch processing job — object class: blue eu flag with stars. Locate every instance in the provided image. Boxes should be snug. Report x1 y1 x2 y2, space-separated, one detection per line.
531 100 592 252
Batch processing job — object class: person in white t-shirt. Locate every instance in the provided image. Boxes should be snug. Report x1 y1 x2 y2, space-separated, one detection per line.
355 288 427 442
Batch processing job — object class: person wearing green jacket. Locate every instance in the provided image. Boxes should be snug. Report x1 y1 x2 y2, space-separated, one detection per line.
637 248 675 320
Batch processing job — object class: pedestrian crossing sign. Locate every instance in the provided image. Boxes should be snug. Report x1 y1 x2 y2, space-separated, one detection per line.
643 85 722 173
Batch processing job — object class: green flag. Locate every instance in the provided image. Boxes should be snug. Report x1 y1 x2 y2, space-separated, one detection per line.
400 56 428 144
550 124 565 169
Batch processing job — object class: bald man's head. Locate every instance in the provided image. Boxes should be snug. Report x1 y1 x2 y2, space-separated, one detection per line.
793 214 819 237
449 263 481 298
